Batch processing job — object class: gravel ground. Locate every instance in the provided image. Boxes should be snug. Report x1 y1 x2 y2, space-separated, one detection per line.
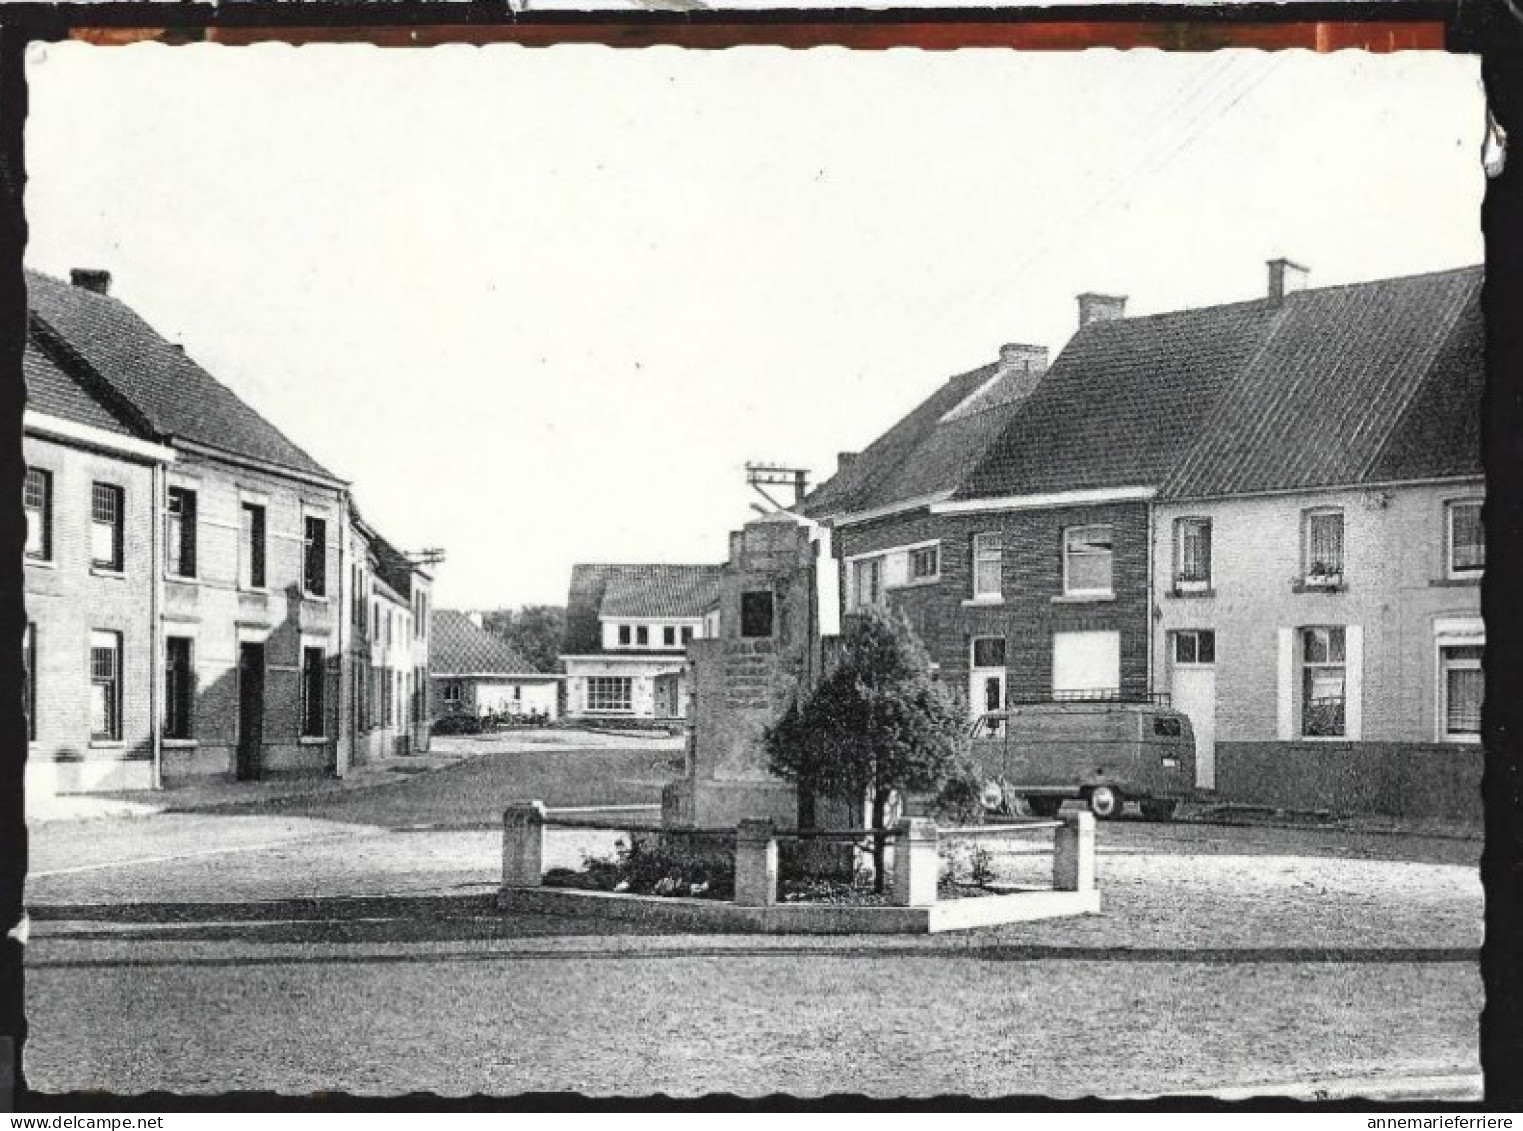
21 742 1483 1099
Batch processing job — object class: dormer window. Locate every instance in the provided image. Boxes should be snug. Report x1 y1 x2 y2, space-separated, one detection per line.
636 625 649 646
663 626 677 647
618 625 632 646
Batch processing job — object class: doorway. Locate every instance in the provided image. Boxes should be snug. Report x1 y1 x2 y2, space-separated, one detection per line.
237 641 266 781
1168 629 1217 790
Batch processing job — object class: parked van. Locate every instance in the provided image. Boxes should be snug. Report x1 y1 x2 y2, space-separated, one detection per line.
967 701 1195 820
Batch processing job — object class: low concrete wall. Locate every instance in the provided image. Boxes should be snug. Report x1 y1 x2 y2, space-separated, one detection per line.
497 885 1100 934
1215 741 1482 821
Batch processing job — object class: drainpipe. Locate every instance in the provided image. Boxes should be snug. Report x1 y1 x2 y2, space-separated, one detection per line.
335 490 350 779
1145 500 1156 703
149 459 164 791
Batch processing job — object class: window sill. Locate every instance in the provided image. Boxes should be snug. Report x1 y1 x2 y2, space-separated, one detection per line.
89 567 126 580
1167 586 1216 599
1294 735 1354 743
1440 734 1482 745
890 576 941 591
299 736 329 745
166 572 200 584
162 739 198 749
1430 576 1482 588
25 557 56 570
1293 580 1346 594
88 740 126 750
961 597 1004 608
1052 593 1115 604
302 592 330 602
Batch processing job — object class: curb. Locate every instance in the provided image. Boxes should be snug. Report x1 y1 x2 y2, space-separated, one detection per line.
1179 809 1483 843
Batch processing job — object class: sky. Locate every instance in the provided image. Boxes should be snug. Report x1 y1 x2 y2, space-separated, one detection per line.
24 44 1485 609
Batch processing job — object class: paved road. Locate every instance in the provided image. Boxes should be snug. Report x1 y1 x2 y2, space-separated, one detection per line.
22 737 1483 1099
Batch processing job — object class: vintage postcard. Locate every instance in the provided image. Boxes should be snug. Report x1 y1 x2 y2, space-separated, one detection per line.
13 34 1490 1103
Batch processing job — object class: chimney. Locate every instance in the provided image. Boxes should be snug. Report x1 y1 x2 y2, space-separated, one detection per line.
1267 258 1310 302
467 611 484 629
837 452 859 474
1077 293 1127 328
69 268 111 295
998 343 1049 377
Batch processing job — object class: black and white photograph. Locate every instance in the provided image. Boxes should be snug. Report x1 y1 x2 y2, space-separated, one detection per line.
12 37 1492 1101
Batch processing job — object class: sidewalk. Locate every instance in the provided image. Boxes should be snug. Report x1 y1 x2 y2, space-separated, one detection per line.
26 748 471 825
1122 1069 1484 1103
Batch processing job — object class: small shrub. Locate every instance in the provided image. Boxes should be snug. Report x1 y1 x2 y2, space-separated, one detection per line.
938 836 997 895
545 835 734 900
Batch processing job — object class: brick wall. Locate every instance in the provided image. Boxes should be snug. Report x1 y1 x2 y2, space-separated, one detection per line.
1217 740 1481 821
24 434 158 792
832 500 1152 705
161 452 345 783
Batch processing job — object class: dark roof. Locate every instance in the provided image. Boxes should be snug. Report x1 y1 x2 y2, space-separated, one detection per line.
24 334 143 437
369 531 418 600
26 269 338 481
803 356 1044 518
1164 266 1482 498
431 610 538 676
562 563 721 654
959 300 1284 500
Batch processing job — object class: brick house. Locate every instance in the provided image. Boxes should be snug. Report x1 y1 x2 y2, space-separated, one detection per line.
560 564 721 721
804 260 1484 820
1151 264 1483 818
431 610 563 722
24 267 430 794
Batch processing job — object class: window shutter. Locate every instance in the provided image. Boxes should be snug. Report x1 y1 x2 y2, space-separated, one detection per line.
1277 628 1294 740
1345 624 1364 741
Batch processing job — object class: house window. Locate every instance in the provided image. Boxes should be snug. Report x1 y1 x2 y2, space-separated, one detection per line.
166 487 197 578
23 623 35 742
1301 626 1346 737
1440 645 1483 742
909 545 940 581
1447 500 1484 578
241 502 267 589
91 483 124 571
681 626 695 645
1063 525 1114 597
586 676 633 713
635 625 649 646
302 646 326 737
1302 508 1345 585
971 636 1006 672
1173 629 1216 665
24 468 52 561
617 625 631 646
304 516 328 596
852 557 883 610
164 636 194 740
1174 517 1212 591
741 591 775 638
663 626 677 647
89 630 122 742
443 682 461 704
972 533 1002 600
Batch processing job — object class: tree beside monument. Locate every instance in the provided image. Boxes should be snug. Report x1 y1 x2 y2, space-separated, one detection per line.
764 605 971 891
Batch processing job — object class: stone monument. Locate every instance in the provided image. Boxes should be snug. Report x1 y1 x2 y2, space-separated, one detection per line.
662 510 841 831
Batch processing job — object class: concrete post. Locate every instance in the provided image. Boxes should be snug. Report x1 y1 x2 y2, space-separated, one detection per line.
502 800 547 889
733 818 778 907
890 818 939 907
1054 810 1096 892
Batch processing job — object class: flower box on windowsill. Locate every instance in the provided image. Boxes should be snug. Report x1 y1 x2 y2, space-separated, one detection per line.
1293 574 1345 594
1168 584 1216 599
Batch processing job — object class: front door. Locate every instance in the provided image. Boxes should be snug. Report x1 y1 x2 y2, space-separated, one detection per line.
1168 630 1217 790
237 642 266 781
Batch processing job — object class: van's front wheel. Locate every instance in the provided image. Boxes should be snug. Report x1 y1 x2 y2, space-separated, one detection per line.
1085 785 1124 819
